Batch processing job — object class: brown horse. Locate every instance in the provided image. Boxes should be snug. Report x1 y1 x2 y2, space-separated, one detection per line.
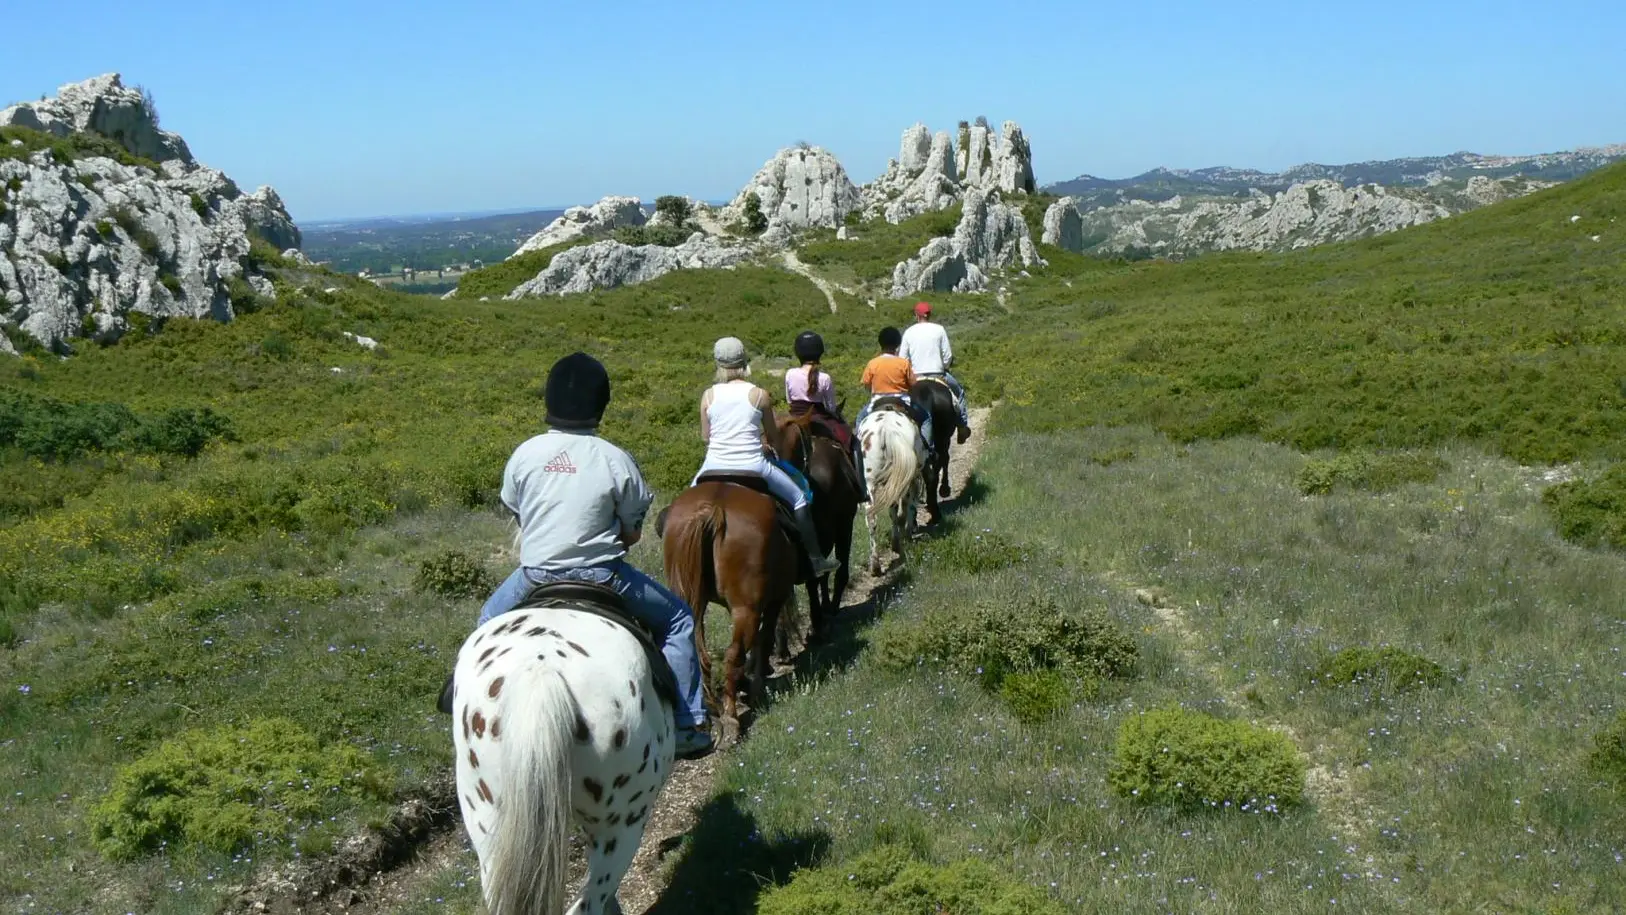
775 411 860 637
657 480 796 745
909 377 960 524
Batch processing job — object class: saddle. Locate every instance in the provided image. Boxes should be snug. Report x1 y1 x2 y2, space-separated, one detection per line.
435 580 681 716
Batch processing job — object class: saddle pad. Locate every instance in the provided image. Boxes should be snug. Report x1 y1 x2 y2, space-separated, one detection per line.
436 580 681 716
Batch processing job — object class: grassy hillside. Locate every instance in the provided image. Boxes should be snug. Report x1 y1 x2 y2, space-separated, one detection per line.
3 162 1626 911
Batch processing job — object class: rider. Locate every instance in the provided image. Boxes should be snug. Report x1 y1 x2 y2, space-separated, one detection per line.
900 301 971 444
696 337 841 576
853 326 933 452
471 352 713 760
784 330 868 503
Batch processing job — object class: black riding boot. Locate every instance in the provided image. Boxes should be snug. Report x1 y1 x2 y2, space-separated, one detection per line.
852 442 870 502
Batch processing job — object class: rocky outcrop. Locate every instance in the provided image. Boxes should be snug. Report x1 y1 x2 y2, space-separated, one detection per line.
508 233 753 297
723 146 862 231
862 119 1037 224
0 76 302 352
512 196 646 256
890 189 1043 296
1 74 193 165
1042 197 1083 251
1072 176 1551 258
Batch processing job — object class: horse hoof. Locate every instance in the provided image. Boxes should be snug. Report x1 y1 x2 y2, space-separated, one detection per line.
939 484 951 498
719 717 742 748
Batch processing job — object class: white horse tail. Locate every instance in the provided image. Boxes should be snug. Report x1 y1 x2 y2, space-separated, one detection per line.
866 413 922 512
483 668 575 915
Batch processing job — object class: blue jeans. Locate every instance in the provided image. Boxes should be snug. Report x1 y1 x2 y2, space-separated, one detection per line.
855 396 933 450
920 372 970 427
477 561 706 728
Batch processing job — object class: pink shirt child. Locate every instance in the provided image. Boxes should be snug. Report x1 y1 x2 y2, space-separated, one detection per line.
784 367 836 413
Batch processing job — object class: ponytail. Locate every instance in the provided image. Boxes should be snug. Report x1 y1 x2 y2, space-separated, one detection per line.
805 361 820 404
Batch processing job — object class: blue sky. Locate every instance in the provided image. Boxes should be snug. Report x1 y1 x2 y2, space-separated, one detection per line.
5 0 1622 222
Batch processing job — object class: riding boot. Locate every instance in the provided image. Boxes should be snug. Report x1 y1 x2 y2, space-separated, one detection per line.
794 505 841 576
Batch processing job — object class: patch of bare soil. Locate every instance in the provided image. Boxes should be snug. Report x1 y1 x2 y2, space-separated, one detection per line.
236 408 995 914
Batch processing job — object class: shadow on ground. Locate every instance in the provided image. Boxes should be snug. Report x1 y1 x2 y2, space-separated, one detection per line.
644 791 830 915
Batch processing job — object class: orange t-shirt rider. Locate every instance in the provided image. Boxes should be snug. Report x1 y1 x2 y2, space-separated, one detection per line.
856 326 932 447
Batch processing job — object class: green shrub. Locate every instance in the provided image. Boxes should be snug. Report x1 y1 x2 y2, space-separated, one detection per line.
158 272 182 296
1313 646 1447 693
918 528 1029 574
742 190 768 234
1109 707 1305 812
654 195 692 227
998 669 1075 724
1087 447 1136 466
132 407 235 458
413 549 497 600
88 717 391 860
188 192 208 218
1589 711 1626 788
757 845 1066 915
797 205 963 284
875 594 1136 709
612 223 691 247
259 332 294 361
43 251 70 273
1296 451 1449 495
225 275 265 314
1543 464 1626 549
111 207 161 259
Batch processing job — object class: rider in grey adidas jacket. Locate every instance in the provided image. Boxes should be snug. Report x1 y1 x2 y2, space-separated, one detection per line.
472 352 713 759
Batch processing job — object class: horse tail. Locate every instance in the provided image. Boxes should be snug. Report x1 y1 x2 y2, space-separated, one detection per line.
868 416 921 512
482 668 575 915
666 499 723 612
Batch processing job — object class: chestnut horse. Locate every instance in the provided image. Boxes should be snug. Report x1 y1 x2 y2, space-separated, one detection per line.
657 480 795 745
775 412 860 637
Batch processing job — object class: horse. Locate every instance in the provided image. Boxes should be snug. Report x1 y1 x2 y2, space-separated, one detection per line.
856 407 927 576
657 481 795 746
775 411 860 637
909 378 960 524
450 590 677 915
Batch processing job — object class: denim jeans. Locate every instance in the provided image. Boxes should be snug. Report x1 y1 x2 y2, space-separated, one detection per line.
477 561 706 728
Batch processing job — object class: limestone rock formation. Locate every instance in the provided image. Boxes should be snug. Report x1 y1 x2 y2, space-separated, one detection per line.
1042 198 1084 251
508 232 753 297
1071 175 1551 258
512 196 646 256
1 76 302 352
863 119 1037 224
891 189 1043 296
723 146 862 231
0 74 193 165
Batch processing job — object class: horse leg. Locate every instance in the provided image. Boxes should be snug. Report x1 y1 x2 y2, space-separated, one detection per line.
573 814 645 915
831 520 853 612
938 442 952 499
750 595 782 722
719 602 757 747
865 503 883 576
923 458 942 525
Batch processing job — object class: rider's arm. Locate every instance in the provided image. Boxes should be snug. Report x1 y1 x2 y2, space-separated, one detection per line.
620 526 643 548
860 360 875 395
753 387 785 455
699 388 712 443
939 326 953 367
613 448 654 549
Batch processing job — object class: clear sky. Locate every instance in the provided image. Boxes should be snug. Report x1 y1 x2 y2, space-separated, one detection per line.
4 0 1622 222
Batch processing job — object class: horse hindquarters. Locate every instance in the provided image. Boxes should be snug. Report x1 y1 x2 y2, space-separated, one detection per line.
453 611 676 915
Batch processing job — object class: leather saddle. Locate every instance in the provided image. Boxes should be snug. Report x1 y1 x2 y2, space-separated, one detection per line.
436 580 681 716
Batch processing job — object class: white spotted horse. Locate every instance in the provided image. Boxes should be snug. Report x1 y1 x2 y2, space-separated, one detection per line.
856 401 927 576
449 581 679 915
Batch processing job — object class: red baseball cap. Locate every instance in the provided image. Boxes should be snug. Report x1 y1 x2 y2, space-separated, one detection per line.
914 301 933 317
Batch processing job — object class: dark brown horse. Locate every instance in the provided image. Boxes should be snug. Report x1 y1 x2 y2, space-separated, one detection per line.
775 411 860 636
657 481 795 745
910 377 959 524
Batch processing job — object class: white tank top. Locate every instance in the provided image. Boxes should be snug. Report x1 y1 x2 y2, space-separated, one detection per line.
706 382 764 468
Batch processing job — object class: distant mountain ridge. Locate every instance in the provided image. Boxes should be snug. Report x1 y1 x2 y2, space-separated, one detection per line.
1045 144 1626 209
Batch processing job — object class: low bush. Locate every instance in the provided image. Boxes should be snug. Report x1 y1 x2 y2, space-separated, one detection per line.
797 205 963 284
0 391 232 461
1296 451 1449 495
1589 711 1626 788
917 527 1029 574
612 223 692 247
1313 646 1447 693
757 845 1066 915
414 549 497 600
454 238 591 299
1109 707 1305 812
875 594 1135 722
1543 464 1626 549
88 717 391 860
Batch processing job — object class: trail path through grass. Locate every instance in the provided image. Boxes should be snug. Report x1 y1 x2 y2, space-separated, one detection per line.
780 249 850 314
306 409 995 913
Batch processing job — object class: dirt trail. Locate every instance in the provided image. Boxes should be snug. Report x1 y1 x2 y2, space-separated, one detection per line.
779 250 857 314
242 408 995 914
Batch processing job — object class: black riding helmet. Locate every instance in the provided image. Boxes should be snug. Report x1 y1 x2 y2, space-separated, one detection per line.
544 352 611 430
878 326 902 351
794 330 825 363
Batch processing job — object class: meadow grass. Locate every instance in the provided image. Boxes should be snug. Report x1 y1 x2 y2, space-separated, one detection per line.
4 160 1626 911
